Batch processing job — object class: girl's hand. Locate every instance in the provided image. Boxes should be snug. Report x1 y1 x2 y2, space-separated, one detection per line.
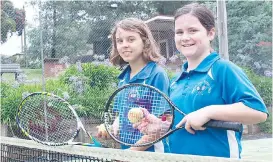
96 124 110 139
176 107 211 134
133 108 170 136
112 116 119 137
97 116 120 139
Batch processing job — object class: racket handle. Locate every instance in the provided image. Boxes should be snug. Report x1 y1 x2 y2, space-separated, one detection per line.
204 120 243 132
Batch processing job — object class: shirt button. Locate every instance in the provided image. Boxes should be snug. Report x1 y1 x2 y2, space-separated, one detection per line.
187 77 190 80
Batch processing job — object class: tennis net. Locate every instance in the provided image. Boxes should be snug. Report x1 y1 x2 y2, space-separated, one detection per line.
0 136 270 162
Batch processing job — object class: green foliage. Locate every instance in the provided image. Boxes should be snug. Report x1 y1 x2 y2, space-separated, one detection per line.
1 0 26 42
82 63 120 89
1 1 16 42
59 64 84 84
1 83 41 124
60 63 120 89
59 62 120 117
0 83 11 98
26 1 272 75
0 62 118 124
227 1 272 74
68 86 116 118
27 1 181 61
0 63 119 124
45 79 70 95
0 79 69 125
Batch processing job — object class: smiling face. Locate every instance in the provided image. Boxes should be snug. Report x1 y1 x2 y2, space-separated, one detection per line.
115 28 145 64
174 14 215 60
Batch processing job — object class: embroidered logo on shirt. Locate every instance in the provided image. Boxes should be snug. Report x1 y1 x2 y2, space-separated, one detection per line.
191 80 211 95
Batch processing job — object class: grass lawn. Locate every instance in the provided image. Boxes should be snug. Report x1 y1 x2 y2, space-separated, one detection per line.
1 69 42 83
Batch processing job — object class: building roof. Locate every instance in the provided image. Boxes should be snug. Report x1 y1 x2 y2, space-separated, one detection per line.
145 16 174 32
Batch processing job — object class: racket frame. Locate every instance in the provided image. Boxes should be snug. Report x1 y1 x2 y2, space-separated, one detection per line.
103 83 175 147
104 83 243 147
16 92 101 147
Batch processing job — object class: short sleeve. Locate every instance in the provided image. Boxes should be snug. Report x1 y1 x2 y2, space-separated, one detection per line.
150 71 170 96
150 70 171 116
214 60 268 115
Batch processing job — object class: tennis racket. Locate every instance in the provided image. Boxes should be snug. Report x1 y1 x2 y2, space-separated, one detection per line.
16 92 103 147
103 83 243 147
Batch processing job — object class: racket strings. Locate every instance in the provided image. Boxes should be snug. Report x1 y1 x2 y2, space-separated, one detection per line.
19 94 78 144
106 86 172 146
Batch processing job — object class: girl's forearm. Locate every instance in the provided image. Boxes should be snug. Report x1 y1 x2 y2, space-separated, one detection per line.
204 102 267 125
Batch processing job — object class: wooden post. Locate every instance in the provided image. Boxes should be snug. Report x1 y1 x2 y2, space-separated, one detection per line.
217 0 229 60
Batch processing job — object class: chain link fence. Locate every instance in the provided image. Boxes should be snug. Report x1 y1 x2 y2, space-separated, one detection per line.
1 0 272 143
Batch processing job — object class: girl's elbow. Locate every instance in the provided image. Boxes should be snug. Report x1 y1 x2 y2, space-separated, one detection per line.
256 112 268 123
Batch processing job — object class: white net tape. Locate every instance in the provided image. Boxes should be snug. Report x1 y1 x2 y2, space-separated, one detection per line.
1 136 270 162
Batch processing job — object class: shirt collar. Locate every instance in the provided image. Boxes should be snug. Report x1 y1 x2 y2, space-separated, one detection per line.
194 52 220 72
118 61 156 80
174 52 220 82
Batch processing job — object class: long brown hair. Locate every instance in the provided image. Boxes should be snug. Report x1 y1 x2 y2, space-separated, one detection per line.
110 18 162 67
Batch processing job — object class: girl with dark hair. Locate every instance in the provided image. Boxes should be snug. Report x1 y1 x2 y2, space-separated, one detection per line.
135 3 268 158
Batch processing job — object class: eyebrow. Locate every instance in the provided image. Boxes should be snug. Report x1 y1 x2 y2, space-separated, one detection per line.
175 26 199 31
116 36 136 39
188 27 198 30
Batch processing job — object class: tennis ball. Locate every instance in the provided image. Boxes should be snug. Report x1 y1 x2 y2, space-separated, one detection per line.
128 107 144 124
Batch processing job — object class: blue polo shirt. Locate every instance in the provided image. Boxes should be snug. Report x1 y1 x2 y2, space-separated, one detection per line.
116 61 170 153
169 52 268 158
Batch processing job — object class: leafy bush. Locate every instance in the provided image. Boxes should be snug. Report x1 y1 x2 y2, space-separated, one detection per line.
59 65 80 84
1 83 41 124
59 62 120 118
60 63 120 90
82 63 120 89
44 79 70 96
1 62 120 126
68 86 117 118
27 59 42 69
0 83 11 98
0 79 69 125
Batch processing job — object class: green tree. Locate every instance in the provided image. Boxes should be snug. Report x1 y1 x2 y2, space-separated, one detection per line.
227 1 272 75
1 0 25 43
1 0 16 43
27 1 165 61
26 0 272 76
27 1 93 61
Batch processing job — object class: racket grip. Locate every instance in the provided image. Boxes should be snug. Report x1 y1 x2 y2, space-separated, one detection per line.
204 120 243 132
